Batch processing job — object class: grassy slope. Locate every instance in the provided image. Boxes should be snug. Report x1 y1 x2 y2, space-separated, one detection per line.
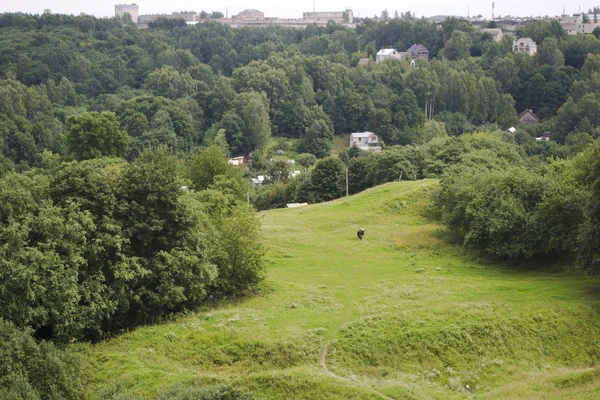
80 180 600 399
332 133 350 155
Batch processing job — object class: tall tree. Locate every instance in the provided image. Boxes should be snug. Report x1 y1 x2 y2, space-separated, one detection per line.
310 156 346 202
65 111 130 161
233 91 271 153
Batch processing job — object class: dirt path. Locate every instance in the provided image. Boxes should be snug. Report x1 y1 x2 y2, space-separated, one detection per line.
320 341 395 400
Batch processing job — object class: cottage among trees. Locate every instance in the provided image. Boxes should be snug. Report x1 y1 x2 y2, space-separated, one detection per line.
350 132 382 152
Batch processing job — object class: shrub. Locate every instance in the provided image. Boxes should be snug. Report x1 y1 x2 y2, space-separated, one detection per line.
435 163 585 259
0 319 83 399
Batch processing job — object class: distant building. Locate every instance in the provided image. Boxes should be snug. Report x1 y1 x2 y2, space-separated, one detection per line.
513 38 537 55
43 9 51 14
407 44 430 60
303 8 353 24
427 15 461 23
482 28 504 42
217 8 355 29
350 132 382 152
518 109 541 124
251 175 265 187
375 49 407 63
137 11 199 24
228 156 247 169
561 21 599 35
115 3 139 23
233 9 265 20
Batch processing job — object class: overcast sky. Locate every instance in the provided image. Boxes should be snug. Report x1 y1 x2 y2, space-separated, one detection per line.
0 1 597 20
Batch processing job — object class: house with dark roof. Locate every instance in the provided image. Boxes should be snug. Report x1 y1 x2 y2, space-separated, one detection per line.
407 44 430 60
518 109 541 124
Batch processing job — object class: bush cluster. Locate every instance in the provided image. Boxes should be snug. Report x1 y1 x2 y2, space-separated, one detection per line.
0 147 263 341
434 143 595 261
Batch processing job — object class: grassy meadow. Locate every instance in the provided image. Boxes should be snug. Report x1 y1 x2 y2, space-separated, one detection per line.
332 134 351 155
80 180 600 399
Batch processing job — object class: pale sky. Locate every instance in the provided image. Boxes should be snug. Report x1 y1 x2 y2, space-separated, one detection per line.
0 1 596 20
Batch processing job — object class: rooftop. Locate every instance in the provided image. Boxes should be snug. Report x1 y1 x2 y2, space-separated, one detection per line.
351 131 377 138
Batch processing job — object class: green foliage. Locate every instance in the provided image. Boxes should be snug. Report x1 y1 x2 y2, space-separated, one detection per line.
297 108 334 158
434 111 473 136
296 153 317 169
148 17 187 30
515 20 566 45
310 156 346 202
535 37 565 68
440 30 472 61
266 159 292 183
435 162 586 259
65 111 130 160
0 319 84 399
579 143 600 276
0 147 261 340
188 144 247 201
144 66 196 100
422 120 447 142
117 95 200 155
156 383 253 400
231 91 272 153
252 181 291 211
193 191 264 295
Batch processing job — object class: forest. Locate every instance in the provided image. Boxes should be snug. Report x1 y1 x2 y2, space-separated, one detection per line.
1 11 600 398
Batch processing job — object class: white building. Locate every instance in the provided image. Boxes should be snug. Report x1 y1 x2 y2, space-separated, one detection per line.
561 21 599 35
513 38 537 55
350 132 382 152
375 49 407 64
217 8 355 29
115 4 139 23
138 12 199 24
303 8 353 24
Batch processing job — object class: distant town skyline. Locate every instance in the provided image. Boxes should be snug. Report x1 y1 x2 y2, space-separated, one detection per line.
1 1 599 20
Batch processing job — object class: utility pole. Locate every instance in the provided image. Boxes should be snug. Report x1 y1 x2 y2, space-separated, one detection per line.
345 167 349 197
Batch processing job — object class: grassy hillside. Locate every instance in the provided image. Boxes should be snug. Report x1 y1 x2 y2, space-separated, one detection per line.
332 133 351 155
80 180 600 399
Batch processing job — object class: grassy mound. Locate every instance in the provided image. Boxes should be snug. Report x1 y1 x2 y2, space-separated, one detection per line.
80 180 600 399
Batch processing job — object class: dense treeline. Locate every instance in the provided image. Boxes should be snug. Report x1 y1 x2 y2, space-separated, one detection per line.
2 12 600 175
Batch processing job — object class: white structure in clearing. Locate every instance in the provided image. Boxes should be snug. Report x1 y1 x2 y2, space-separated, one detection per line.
375 49 407 63
513 37 537 55
350 131 382 152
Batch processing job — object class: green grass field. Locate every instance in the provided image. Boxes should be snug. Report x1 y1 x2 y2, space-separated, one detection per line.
80 180 600 399
332 134 350 155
